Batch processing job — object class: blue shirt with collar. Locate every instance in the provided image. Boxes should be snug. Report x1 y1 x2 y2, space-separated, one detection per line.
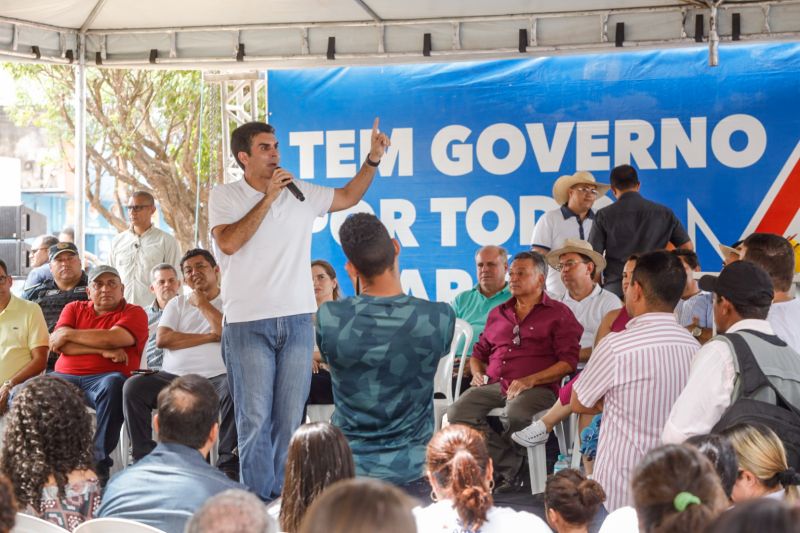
98 442 242 533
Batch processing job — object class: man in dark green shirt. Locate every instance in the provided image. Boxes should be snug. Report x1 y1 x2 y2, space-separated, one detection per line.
317 213 455 491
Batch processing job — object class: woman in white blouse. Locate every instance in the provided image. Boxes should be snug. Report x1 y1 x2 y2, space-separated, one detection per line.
414 424 550 533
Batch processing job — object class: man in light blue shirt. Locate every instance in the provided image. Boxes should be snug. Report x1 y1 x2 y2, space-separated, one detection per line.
452 246 510 351
99 374 241 533
451 246 510 386
672 249 713 344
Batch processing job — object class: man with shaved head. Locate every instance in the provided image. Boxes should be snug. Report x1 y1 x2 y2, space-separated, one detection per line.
109 190 182 307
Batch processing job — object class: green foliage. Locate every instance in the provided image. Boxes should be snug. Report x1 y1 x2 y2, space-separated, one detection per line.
3 63 226 249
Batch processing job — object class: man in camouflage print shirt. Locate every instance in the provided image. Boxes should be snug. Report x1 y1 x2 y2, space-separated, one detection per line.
317 213 455 489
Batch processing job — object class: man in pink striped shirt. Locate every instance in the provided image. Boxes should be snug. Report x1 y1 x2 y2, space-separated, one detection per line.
572 250 700 512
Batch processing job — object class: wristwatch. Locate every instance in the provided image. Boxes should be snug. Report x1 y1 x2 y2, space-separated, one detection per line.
691 326 703 338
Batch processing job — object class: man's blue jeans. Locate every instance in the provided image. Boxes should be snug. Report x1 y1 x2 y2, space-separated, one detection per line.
222 313 313 501
48 371 126 473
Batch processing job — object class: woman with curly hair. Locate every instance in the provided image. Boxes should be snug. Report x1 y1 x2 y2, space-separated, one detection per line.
0 375 101 531
415 424 550 532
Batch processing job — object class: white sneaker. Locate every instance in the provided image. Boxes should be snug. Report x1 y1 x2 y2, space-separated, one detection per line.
511 419 549 447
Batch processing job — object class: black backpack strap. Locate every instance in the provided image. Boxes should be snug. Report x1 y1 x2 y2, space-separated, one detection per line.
724 332 800 416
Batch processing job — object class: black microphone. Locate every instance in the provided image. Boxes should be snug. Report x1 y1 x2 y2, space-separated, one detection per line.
286 181 305 202
276 167 305 202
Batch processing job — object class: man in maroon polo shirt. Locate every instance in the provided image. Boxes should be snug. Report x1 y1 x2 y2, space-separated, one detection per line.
49 265 148 484
447 251 582 491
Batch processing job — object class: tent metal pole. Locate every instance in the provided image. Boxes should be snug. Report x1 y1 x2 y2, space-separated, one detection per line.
74 32 87 258
193 76 205 246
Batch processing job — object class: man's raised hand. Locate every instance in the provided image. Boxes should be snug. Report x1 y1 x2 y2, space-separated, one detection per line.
369 117 391 163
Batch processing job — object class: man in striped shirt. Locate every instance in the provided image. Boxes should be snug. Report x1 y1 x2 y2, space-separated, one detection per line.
571 250 700 512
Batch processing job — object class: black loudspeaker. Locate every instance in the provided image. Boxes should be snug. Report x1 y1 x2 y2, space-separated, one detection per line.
0 240 32 276
0 206 47 240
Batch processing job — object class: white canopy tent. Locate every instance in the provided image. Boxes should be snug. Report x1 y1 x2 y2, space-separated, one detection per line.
2 0 800 253
2 0 800 69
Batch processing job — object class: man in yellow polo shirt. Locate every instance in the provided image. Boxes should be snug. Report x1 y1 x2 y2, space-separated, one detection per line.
0 259 48 413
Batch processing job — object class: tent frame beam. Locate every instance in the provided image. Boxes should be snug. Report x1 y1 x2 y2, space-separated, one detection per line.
2 0 800 67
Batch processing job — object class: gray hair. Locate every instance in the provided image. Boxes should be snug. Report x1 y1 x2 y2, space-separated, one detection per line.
131 190 156 205
150 263 178 281
37 235 59 249
476 245 509 264
512 250 548 279
185 489 276 533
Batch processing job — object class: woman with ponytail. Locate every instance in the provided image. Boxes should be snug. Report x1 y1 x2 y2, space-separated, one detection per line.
545 469 606 533
630 444 727 533
414 424 549 533
722 423 800 503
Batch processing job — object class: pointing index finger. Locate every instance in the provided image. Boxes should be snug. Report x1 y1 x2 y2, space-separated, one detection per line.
372 117 380 134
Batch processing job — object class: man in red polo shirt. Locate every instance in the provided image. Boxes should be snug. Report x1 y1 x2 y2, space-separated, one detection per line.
49 265 148 484
447 251 583 492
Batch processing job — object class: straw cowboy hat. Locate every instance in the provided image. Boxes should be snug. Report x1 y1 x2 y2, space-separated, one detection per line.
552 171 611 206
545 239 607 273
718 241 743 259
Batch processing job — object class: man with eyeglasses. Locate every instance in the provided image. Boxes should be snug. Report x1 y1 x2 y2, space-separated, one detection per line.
22 234 59 291
22 242 90 371
49 264 148 485
588 164 693 298
531 171 611 299
0 259 48 414
123 249 239 480
447 251 582 492
109 190 182 307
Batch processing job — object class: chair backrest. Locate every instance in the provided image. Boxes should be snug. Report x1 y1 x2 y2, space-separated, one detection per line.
73 518 168 533
433 319 473 403
11 514 69 533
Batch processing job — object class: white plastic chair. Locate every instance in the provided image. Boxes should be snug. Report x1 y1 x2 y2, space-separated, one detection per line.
433 319 473 430
306 404 335 423
11 513 69 532
73 518 168 533
485 406 571 495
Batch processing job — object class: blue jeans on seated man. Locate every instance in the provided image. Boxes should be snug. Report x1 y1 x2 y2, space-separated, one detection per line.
48 371 126 479
222 313 313 501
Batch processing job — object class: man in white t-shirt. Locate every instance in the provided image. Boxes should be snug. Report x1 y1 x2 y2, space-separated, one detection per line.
531 171 610 298
741 232 800 353
546 239 621 363
122 248 238 479
209 119 390 500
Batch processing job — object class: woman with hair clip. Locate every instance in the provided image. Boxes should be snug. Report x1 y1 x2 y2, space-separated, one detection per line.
273 422 355 532
414 424 549 532
544 469 606 533
630 444 726 533
722 423 800 503
0 376 101 531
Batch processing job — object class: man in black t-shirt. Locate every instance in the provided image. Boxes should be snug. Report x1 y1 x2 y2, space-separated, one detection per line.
23 242 88 370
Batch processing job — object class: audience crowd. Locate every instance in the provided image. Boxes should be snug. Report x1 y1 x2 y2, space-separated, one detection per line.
2 138 800 533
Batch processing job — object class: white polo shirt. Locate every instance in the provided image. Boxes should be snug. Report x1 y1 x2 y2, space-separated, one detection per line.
159 293 227 378
768 297 800 353
209 178 333 323
531 205 596 299
559 283 621 348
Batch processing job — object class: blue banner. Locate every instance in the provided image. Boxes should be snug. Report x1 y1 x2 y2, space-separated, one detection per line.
267 43 800 301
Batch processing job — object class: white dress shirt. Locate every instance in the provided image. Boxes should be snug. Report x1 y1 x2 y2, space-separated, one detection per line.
109 225 182 307
662 319 774 444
